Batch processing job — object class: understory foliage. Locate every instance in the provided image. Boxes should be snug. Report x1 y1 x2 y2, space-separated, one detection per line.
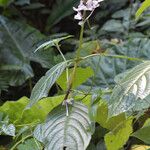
0 0 150 150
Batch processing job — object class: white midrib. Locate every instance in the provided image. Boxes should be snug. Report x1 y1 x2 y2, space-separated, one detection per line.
33 62 66 101
113 63 150 113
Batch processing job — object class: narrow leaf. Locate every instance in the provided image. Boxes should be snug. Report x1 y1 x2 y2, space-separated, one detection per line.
35 35 73 52
136 0 150 19
27 62 68 108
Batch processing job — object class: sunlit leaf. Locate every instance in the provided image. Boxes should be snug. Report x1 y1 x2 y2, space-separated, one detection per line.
136 0 150 19
57 67 94 91
104 118 133 150
0 96 64 125
96 101 126 130
131 145 150 150
0 94 91 126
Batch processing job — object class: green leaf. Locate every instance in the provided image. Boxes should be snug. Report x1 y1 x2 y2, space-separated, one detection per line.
0 97 29 123
79 37 150 92
132 118 150 144
0 15 56 90
17 138 42 150
136 0 150 19
101 19 125 33
0 0 13 6
96 101 126 130
108 61 150 117
0 96 64 125
132 126 150 144
15 0 30 6
93 96 132 150
21 96 64 125
104 118 133 150
57 67 94 91
34 102 92 150
46 0 79 30
35 35 73 52
28 61 68 108
0 0 29 6
0 95 91 125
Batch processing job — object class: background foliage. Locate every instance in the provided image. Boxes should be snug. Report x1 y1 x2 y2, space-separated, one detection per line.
0 0 150 149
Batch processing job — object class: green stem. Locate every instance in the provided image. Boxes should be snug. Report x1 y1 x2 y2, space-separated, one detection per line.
63 23 85 102
55 43 69 84
10 134 32 150
29 78 32 93
76 23 84 59
82 53 145 62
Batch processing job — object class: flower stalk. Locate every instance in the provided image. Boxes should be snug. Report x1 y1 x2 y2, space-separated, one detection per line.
63 0 104 116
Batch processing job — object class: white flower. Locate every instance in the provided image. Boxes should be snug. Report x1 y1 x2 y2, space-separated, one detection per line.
74 11 82 20
73 0 104 25
73 1 87 12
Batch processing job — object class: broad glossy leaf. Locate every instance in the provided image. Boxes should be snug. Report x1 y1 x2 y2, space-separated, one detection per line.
34 102 92 150
57 67 94 91
108 61 150 117
0 15 56 89
28 61 68 108
104 118 133 150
